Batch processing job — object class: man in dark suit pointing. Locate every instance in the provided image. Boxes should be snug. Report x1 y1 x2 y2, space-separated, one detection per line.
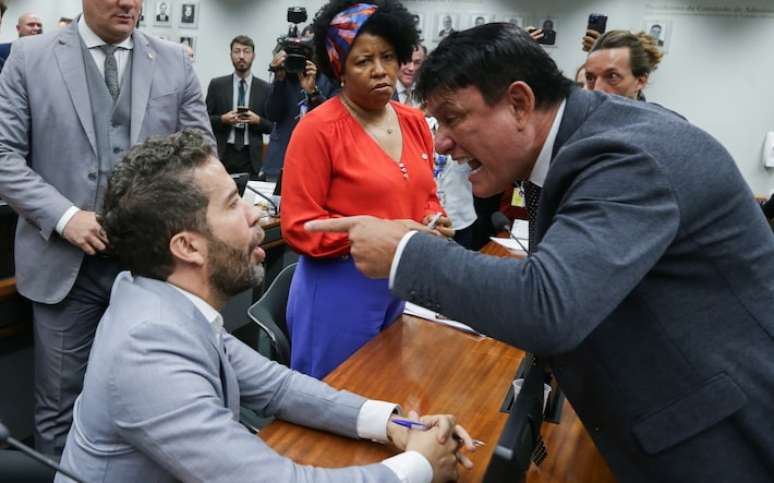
306 23 774 482
206 35 273 179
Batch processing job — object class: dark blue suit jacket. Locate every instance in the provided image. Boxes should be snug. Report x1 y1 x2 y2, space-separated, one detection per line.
0 42 11 72
263 74 338 178
394 88 774 481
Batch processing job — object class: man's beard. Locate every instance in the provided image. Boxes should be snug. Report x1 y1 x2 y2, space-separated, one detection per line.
234 61 253 75
207 233 265 298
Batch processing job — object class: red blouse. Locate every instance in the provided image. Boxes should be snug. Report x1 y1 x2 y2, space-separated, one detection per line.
281 97 443 258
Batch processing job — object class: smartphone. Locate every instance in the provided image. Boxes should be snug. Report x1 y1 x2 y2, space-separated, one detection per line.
587 13 607 34
237 106 249 115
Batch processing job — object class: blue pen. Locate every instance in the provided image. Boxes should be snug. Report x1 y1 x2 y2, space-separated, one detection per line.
391 417 428 430
390 418 486 447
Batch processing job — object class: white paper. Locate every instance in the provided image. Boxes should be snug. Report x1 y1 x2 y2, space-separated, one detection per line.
511 219 529 241
244 181 278 210
489 236 528 254
403 302 482 336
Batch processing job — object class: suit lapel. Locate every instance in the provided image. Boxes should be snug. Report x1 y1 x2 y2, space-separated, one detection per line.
54 26 97 156
130 31 156 144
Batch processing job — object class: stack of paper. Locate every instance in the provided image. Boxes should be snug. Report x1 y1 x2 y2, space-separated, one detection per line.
490 219 529 254
403 302 483 336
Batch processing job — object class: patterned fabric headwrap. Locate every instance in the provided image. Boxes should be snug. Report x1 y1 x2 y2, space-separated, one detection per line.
325 3 379 80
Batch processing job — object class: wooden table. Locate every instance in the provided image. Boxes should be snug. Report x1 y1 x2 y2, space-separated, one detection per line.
262 239 616 483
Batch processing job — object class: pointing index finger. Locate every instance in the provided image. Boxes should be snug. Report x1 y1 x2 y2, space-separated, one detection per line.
304 216 371 233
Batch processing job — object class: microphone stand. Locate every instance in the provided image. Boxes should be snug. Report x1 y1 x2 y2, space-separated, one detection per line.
246 185 279 217
0 422 85 483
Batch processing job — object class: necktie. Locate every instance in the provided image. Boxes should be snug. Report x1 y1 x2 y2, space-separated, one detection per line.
100 45 120 102
234 79 247 150
237 79 246 107
402 88 412 105
524 181 542 252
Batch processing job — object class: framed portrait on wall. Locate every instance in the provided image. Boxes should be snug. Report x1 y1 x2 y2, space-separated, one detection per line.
153 0 172 27
179 36 196 61
179 1 199 29
468 13 494 29
499 13 524 28
535 16 558 47
643 19 671 52
434 12 459 41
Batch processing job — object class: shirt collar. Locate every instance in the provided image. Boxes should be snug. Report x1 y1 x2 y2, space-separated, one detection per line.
234 72 253 85
528 99 566 188
169 284 224 337
78 15 134 50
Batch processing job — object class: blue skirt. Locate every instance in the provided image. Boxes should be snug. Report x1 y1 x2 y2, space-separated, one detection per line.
286 255 405 379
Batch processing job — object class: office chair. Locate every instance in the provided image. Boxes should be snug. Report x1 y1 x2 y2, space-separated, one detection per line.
247 263 296 366
239 263 297 433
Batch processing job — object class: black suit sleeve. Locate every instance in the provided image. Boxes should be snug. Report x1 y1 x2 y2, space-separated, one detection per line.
251 78 274 135
265 78 290 123
205 78 229 134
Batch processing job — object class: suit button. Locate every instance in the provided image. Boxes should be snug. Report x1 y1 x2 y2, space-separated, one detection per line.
593 426 601 432
87 172 97 180
113 147 122 154
409 290 417 297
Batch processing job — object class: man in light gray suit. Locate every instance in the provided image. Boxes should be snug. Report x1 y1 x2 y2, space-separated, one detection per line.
56 130 471 483
0 0 213 455
307 24 774 481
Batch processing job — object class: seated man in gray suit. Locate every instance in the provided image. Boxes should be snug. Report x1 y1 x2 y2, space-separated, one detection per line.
56 130 474 483
307 23 774 482
0 0 215 456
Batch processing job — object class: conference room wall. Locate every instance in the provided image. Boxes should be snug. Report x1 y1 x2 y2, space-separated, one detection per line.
1 0 773 196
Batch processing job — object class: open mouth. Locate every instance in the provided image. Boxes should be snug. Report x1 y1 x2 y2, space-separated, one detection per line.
466 158 482 175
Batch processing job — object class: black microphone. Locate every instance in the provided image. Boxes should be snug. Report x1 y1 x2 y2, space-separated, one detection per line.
0 421 85 483
490 211 528 252
246 185 279 217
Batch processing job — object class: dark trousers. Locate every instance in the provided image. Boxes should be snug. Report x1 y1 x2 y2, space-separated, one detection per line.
453 225 474 250
32 256 121 456
222 142 256 179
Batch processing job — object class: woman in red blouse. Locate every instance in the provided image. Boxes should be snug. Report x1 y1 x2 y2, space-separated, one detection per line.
281 0 450 378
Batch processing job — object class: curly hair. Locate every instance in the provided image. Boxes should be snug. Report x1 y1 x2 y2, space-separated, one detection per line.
590 30 664 77
100 129 214 280
311 0 419 80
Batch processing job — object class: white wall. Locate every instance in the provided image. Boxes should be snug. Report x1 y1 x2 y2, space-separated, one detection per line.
2 0 773 194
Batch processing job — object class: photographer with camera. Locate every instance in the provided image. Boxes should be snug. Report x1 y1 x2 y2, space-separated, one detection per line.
264 11 338 181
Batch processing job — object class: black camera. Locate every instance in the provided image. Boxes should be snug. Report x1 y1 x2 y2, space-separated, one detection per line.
274 7 314 75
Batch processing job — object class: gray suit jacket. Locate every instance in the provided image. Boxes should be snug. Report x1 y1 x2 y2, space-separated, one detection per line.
0 23 214 304
394 89 774 481
56 272 398 482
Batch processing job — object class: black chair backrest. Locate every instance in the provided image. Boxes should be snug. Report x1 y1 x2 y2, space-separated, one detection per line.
247 263 296 365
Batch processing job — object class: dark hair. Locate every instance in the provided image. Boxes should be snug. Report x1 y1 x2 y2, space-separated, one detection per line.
590 30 663 77
311 0 419 79
416 23 573 108
101 129 213 280
0 1 6 17
230 35 254 51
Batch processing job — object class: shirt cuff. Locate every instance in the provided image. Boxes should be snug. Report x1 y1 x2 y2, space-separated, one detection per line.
356 400 399 443
381 451 433 483
389 231 418 290
55 206 80 236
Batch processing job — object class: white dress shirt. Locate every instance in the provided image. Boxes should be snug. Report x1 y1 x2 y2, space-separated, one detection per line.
227 73 252 146
55 18 135 236
389 100 567 289
170 283 433 483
